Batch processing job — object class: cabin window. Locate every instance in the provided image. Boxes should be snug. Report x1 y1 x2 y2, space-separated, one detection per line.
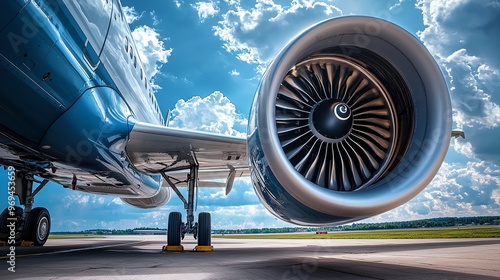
125 36 128 52
129 46 133 59
133 55 137 68
140 69 144 80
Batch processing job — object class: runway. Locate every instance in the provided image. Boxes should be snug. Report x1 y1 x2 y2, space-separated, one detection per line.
1 235 499 279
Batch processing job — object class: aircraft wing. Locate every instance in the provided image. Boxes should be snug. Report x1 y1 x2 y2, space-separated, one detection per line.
126 122 249 188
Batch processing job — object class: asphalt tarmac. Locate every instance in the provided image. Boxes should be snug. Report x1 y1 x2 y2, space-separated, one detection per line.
0 235 498 279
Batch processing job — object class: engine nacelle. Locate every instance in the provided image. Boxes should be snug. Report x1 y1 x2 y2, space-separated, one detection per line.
248 16 451 226
120 187 171 209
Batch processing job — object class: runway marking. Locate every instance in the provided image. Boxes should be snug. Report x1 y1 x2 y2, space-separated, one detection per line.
0 240 147 259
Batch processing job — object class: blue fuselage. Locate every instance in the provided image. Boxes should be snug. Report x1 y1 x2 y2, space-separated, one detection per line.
0 0 163 197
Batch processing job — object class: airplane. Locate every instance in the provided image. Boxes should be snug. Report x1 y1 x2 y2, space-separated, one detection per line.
0 0 455 251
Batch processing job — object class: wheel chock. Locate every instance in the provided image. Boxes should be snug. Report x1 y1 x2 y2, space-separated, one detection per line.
21 241 34 247
194 245 213 252
162 245 184 252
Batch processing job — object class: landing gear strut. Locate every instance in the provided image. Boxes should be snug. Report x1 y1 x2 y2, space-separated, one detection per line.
161 165 212 252
0 172 50 246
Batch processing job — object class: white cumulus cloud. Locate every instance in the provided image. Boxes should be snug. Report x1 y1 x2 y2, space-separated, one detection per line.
192 1 220 21
169 91 247 137
150 11 160 26
417 0 500 164
212 0 342 70
122 6 143 24
131 26 173 90
368 161 500 223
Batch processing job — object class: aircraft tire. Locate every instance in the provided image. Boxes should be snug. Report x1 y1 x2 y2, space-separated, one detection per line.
167 212 182 246
23 207 50 246
197 212 211 246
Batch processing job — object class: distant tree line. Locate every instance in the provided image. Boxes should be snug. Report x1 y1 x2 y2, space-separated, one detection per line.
213 216 500 234
51 216 500 235
52 227 164 235
335 216 500 232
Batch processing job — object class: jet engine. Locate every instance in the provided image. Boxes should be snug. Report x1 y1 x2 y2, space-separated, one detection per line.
120 187 171 209
248 16 451 226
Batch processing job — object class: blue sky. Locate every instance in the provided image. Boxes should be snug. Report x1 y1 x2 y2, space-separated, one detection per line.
1 0 499 231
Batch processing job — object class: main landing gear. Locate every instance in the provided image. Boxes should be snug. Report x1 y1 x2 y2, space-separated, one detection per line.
161 166 212 252
0 172 51 246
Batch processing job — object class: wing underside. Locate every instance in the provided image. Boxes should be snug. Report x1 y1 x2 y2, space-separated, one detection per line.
126 122 250 187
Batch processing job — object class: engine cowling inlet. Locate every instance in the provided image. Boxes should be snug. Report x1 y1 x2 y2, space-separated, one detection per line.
120 187 171 209
248 16 451 226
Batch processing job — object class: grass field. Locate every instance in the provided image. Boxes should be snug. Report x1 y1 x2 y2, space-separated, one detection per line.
214 227 500 239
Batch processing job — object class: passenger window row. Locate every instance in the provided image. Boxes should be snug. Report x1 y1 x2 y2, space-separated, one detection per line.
124 33 162 122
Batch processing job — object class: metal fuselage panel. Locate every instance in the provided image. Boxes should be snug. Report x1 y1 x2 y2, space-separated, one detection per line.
0 0 162 197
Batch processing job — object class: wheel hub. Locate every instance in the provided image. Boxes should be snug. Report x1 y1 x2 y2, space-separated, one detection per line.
37 217 49 240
